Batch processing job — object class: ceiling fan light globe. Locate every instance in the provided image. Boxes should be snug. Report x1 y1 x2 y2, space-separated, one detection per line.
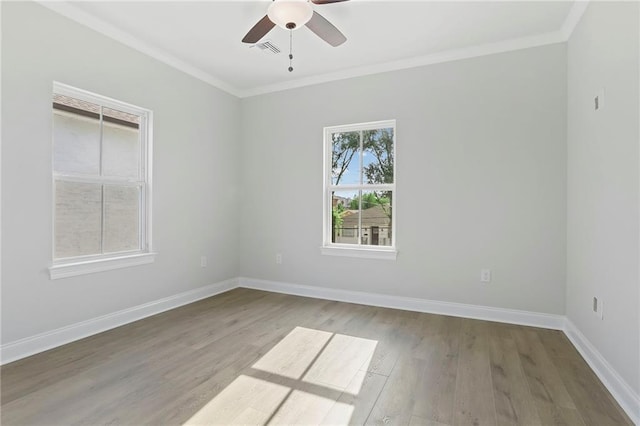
268 0 313 30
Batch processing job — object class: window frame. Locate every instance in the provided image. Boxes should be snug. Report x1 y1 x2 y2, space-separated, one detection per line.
322 119 397 260
49 82 155 279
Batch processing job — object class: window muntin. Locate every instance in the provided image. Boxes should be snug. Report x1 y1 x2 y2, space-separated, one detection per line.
324 120 396 253
52 83 151 265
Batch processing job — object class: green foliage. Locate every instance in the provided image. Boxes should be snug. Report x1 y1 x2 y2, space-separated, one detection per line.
331 127 394 227
332 129 394 186
362 128 394 185
349 192 390 210
331 132 360 185
332 203 345 230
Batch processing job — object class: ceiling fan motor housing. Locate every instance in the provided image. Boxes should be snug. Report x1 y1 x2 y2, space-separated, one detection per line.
268 0 313 30
242 0 348 47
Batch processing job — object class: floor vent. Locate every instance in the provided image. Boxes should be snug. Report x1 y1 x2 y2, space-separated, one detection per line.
252 40 281 54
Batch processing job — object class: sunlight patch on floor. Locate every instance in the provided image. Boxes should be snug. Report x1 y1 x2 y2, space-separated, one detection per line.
303 332 378 392
183 326 378 425
269 389 349 425
183 375 289 425
252 327 333 379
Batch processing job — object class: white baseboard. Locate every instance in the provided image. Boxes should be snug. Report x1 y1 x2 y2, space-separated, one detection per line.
3 275 636 425
238 277 565 330
0 278 238 365
240 277 638 422
563 319 640 425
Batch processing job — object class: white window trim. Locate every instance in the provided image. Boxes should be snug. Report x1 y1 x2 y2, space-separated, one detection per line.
49 252 157 280
49 82 154 279
320 245 397 260
322 119 397 260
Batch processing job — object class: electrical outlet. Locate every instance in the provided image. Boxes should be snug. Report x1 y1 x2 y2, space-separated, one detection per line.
592 296 604 319
200 256 207 268
276 253 282 264
480 269 491 283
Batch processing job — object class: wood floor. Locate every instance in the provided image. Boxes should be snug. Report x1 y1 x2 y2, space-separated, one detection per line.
1 288 633 426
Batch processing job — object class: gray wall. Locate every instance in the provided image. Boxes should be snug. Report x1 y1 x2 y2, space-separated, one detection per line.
4 3 636 402
566 2 640 395
239 44 568 314
1 2 241 344
2 2 640 402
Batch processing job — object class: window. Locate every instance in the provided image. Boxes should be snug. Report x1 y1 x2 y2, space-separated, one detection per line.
322 120 396 260
49 83 154 279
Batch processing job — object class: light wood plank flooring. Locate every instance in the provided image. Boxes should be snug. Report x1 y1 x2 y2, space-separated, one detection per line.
1 288 633 425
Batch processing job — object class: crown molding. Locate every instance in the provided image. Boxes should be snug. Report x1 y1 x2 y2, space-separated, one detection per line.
36 1 243 98
560 0 590 40
237 0 590 97
38 1 588 100
239 30 566 97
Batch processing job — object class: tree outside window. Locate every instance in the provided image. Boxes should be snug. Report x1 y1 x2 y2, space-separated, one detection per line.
325 120 396 250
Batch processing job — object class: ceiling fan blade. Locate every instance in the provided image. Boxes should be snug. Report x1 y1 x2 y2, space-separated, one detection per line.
311 0 350 4
242 15 275 43
305 11 346 47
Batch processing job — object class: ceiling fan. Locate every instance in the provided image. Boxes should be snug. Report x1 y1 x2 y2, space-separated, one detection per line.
242 0 349 48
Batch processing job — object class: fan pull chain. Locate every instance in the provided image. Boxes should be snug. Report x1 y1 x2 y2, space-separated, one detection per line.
288 29 294 72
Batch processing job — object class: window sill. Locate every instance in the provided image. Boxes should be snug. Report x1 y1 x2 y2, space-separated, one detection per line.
320 246 397 260
49 252 156 280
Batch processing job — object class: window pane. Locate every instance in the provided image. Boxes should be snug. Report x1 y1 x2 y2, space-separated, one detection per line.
331 131 360 185
53 101 101 175
55 181 102 258
103 185 140 253
362 128 394 184
360 190 392 246
331 190 359 244
102 107 141 178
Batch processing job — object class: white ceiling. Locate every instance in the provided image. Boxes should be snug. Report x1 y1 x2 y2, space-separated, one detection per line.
47 1 580 97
